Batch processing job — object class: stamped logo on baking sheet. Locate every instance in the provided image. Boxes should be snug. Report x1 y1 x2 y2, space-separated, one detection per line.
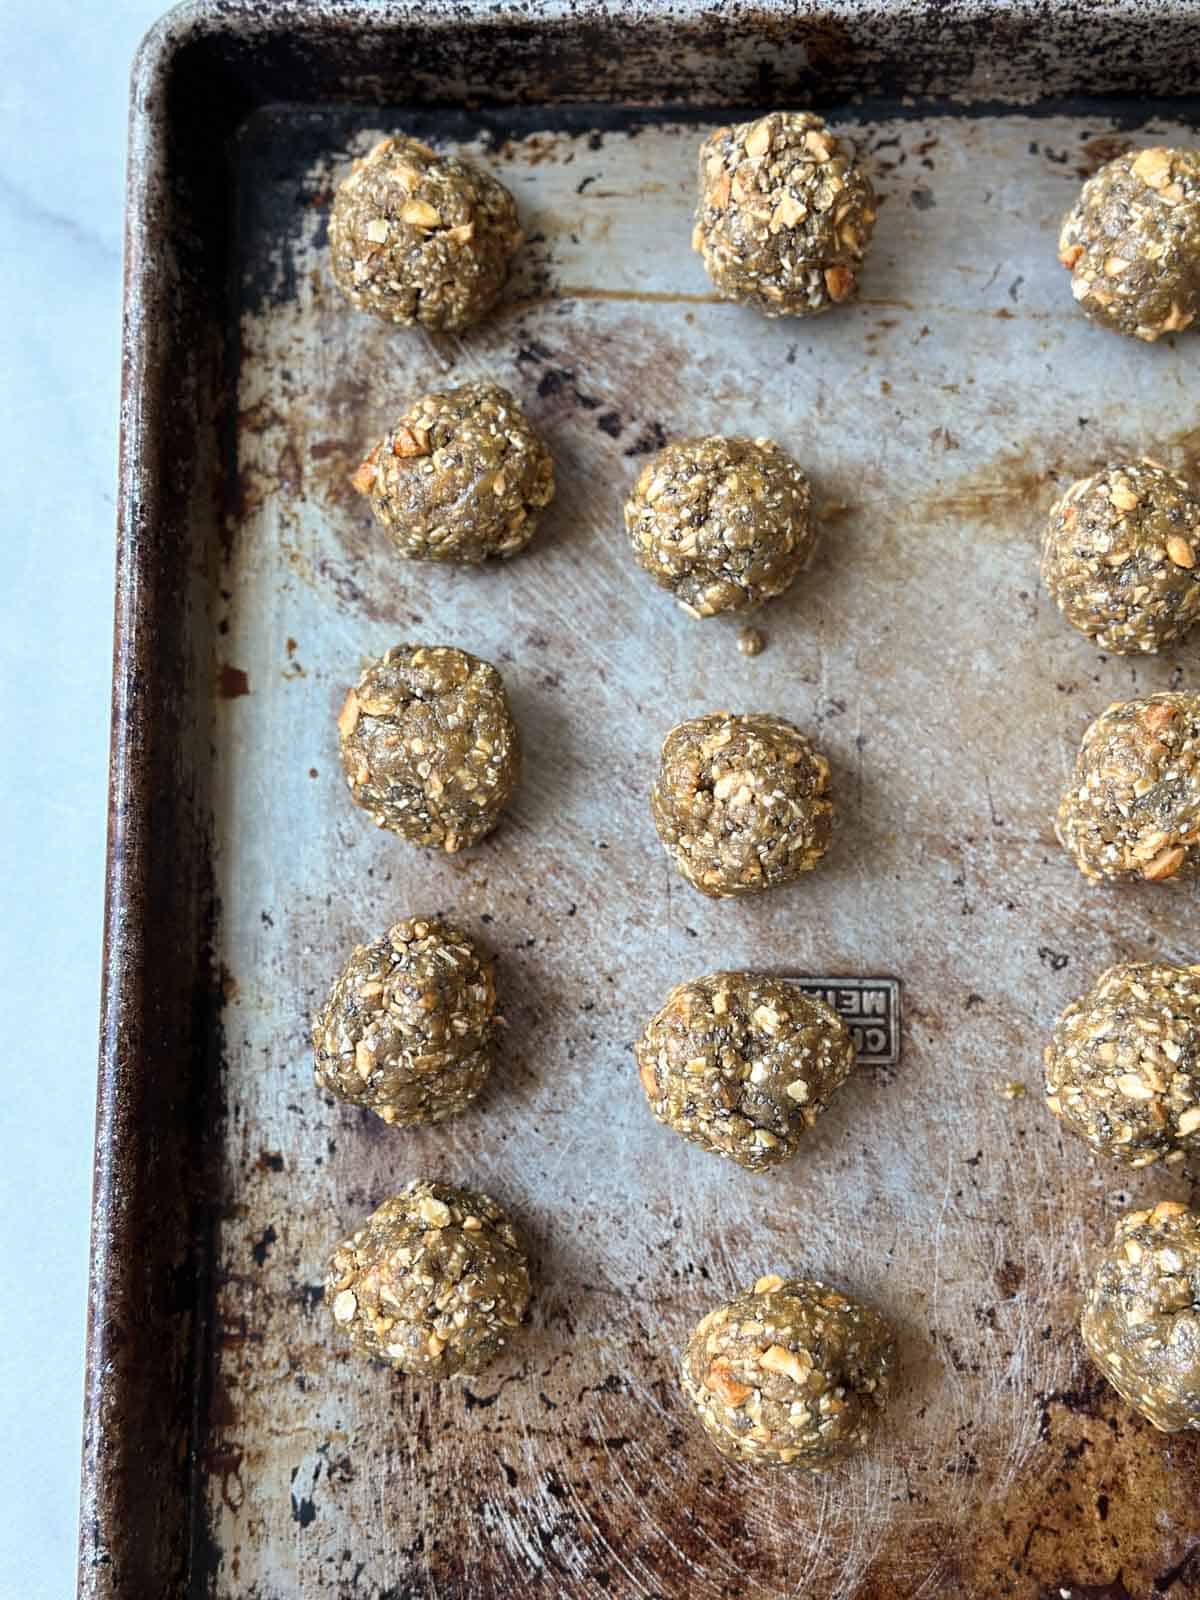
785 977 901 1067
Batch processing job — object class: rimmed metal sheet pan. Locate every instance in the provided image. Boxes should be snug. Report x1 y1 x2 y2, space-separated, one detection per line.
83 4 1200 1595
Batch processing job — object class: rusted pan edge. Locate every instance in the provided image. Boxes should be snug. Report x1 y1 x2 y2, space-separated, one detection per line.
78 11 226 1593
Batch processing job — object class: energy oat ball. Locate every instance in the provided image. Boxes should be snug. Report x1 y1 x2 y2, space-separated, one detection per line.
1041 461 1200 653
338 643 520 852
623 436 815 617
326 1181 530 1378
1056 692 1200 884
1081 1200 1200 1432
328 135 521 331
635 972 854 1170
1059 148 1200 341
1044 962 1200 1168
680 1276 897 1469
312 917 496 1127
353 381 554 564
693 112 876 318
651 711 832 897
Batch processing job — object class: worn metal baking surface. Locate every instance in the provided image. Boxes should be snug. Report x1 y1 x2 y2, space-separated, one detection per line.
213 102 1200 1600
85 4 1200 1599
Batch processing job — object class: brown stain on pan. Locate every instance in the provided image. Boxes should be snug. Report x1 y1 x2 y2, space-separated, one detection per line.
1076 134 1138 179
914 417 1200 543
920 448 1064 534
833 1366 1200 1599
966 1377 1200 1597
217 665 250 699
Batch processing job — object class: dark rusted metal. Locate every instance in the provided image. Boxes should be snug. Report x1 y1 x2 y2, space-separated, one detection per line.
85 3 1200 1596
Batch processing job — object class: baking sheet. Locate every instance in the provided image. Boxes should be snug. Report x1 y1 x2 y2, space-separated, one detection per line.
193 102 1200 1597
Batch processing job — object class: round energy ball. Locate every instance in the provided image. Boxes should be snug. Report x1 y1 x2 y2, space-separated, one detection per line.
679 1276 897 1469
651 711 832 897
1041 460 1200 653
1056 693 1200 883
1081 1200 1200 1431
352 381 555 564
635 972 854 1170
1059 147 1200 341
338 643 520 852
1062 147 1200 340
692 112 876 318
326 1181 530 1379
312 917 496 1127
328 135 521 331
1044 962 1200 1168
623 436 815 617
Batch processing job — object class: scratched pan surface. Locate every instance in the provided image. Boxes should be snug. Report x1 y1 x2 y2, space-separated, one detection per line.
83 5 1200 1599
214 106 1200 1598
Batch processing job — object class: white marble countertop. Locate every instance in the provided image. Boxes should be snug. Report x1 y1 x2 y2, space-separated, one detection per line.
0 2 168 1594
